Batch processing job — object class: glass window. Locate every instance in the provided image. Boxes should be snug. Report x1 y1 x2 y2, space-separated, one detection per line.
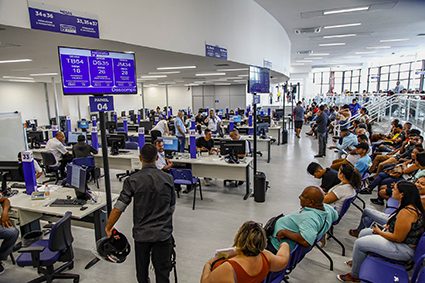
390 72 399 81
400 63 410 72
381 66 390 74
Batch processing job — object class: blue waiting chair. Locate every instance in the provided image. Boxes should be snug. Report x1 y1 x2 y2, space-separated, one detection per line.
16 211 79 283
170 168 202 210
359 233 425 283
414 266 425 283
384 197 399 215
128 136 139 143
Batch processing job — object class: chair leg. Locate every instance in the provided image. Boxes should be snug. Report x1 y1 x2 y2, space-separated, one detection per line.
198 180 203 200
352 201 364 213
356 195 366 209
9 253 16 265
314 243 334 271
192 184 197 210
327 232 346 256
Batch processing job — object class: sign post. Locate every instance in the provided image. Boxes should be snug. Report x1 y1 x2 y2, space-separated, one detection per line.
252 95 260 177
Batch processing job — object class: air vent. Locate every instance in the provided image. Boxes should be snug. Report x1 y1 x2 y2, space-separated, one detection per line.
297 50 313 55
294 27 321 34
214 63 230 67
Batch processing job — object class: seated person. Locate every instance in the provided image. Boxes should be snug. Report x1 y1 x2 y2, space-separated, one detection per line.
329 128 358 156
307 162 340 192
200 221 290 283
196 129 217 154
17 152 42 179
72 134 98 158
373 124 404 153
331 135 370 170
46 132 73 177
154 139 173 171
324 164 361 213
353 143 372 177
0 197 19 274
268 186 338 252
338 181 425 282
370 118 400 142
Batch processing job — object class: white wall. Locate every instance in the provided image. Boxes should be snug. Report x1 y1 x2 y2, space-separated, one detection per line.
0 0 291 75
192 85 246 111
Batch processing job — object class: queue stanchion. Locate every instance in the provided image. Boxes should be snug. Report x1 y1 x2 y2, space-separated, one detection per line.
123 117 128 133
65 116 72 139
190 117 196 130
92 116 97 127
154 116 159 125
137 113 141 124
248 112 253 135
113 112 117 123
138 127 145 149
52 125 58 137
91 126 99 150
268 108 271 116
229 117 234 132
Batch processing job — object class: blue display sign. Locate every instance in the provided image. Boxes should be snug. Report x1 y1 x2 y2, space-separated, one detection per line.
28 2 99 38
89 96 114 112
58 47 137 95
253 95 261 104
205 44 228 60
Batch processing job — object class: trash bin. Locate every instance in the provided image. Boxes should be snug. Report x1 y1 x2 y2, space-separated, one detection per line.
282 128 288 144
254 171 266 202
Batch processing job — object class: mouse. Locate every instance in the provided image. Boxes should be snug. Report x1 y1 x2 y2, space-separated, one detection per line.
80 206 88 211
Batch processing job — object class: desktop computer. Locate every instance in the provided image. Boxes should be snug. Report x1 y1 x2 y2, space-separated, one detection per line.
139 121 153 134
220 140 246 164
25 119 38 131
106 134 126 155
27 130 45 149
77 120 90 131
67 132 86 145
106 121 117 134
162 137 179 158
0 161 24 197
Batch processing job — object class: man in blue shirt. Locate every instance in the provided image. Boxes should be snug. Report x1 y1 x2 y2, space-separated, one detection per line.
174 111 187 152
268 186 338 252
329 128 358 157
353 143 372 177
349 98 361 117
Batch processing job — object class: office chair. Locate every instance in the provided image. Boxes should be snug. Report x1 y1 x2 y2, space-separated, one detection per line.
40 152 61 184
116 142 139 181
16 211 79 283
170 168 202 210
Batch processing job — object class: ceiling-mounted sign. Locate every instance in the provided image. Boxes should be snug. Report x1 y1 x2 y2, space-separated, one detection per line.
205 44 228 60
416 71 425 75
89 96 114 112
370 75 380 80
28 1 99 38
253 95 261 105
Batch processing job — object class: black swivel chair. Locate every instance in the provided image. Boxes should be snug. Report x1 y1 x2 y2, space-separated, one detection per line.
40 152 61 184
16 211 79 283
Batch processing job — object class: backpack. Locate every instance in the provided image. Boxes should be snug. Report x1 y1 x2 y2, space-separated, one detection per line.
264 213 284 238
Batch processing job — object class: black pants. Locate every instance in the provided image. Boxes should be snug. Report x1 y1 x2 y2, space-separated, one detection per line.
135 239 173 283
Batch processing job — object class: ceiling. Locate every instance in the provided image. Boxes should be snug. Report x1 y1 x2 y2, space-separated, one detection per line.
255 0 425 68
0 25 285 86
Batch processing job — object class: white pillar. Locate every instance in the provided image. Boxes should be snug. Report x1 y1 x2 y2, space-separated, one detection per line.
51 77 60 125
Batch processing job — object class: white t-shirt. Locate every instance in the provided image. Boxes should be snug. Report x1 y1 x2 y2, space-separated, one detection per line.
156 152 167 170
151 120 168 135
328 183 356 213
206 116 221 132
45 137 68 164
34 160 43 174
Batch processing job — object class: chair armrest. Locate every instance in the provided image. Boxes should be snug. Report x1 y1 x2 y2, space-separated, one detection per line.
18 246 45 268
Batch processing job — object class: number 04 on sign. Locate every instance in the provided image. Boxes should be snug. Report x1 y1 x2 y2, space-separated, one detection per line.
89 96 114 112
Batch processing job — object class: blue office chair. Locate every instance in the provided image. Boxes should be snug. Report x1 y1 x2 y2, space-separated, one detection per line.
16 211 79 283
170 168 202 210
384 197 399 215
359 233 425 283
72 156 100 188
124 141 139 150
128 136 139 143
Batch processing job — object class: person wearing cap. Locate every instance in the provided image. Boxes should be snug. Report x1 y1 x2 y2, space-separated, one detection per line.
329 128 358 157
353 143 372 177
72 134 98 158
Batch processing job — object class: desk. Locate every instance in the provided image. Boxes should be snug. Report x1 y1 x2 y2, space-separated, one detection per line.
235 125 282 146
212 136 271 163
9 187 118 242
172 156 253 200
93 149 141 171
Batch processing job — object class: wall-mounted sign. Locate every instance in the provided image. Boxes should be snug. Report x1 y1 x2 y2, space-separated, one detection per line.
253 95 261 104
28 1 99 38
205 44 227 60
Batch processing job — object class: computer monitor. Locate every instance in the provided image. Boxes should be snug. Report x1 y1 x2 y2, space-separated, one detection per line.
261 116 271 125
106 121 117 133
117 122 124 128
27 130 45 149
139 121 153 134
77 120 89 130
121 111 126 117
237 109 245 116
162 137 179 152
49 116 67 131
116 132 128 141
275 109 284 119
106 134 126 155
67 132 86 145
0 161 24 196
65 164 89 200
25 119 38 131
257 122 269 137
232 115 242 123
220 140 246 157
129 110 136 123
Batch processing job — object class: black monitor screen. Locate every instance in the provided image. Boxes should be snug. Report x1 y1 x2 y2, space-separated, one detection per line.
139 121 153 134
248 66 270 94
106 134 126 148
0 161 24 193
220 140 246 156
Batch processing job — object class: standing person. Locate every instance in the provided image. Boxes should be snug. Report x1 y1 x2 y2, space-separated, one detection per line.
151 118 170 142
105 144 176 283
174 111 187 152
349 99 361 117
0 197 19 274
204 109 221 134
315 105 329 158
293 101 305 138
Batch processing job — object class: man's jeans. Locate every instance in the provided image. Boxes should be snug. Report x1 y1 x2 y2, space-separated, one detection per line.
318 132 327 156
177 136 186 153
0 226 19 261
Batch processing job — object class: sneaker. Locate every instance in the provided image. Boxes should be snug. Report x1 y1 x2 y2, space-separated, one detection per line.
348 229 360 238
359 188 372 195
371 198 385 205
0 262 4 275
337 273 360 282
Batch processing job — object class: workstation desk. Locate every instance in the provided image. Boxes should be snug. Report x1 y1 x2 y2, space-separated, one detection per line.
8 187 118 242
234 125 282 145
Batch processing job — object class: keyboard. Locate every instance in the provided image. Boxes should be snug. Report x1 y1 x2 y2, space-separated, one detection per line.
118 150 130 154
10 183 26 189
50 199 87 207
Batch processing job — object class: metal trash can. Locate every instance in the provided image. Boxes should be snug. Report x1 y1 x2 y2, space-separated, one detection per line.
282 129 288 144
254 171 266 202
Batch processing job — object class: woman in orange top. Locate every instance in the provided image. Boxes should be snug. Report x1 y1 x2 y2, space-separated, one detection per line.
200 221 290 283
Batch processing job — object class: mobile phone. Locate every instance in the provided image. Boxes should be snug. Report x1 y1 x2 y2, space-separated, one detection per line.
372 222 384 230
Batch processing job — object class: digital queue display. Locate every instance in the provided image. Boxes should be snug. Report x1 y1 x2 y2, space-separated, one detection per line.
58 47 137 95
248 66 270 94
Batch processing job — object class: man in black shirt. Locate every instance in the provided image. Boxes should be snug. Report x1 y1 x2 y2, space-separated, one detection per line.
196 129 217 153
72 135 98 158
105 144 176 283
315 105 329 158
307 162 340 192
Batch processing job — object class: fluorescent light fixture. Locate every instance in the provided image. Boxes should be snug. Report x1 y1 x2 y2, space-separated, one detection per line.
185 83 200 86
140 75 167 79
238 74 248 77
29 73 58 76
291 63 305 66
144 84 159 87
138 78 157 81
319 43 346 46
3 76 34 80
323 34 356 39
7 79 35 83
304 57 323 60
355 51 377 54
234 80 247 83
148 71 180 75
158 82 176 85
215 83 231 86
323 6 369 15
123 51 135 54
157 66 196 70
324 23 361 29
216 68 248 72
343 55 361 59
195 72 226 77
310 53 330 56
380 38 409 43
0 59 32 64
296 60 313 63
366 46 391 49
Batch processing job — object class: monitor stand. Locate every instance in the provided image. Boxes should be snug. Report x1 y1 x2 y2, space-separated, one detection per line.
1 174 19 197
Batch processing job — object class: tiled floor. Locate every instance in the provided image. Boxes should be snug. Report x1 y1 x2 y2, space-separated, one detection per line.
2 127 382 283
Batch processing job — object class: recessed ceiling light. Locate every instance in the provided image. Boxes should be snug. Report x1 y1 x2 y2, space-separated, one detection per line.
148 71 180 75
291 63 305 66
324 23 362 29
143 84 159 87
6 79 35 83
296 60 313 63
216 68 248 72
343 55 361 59
196 72 226 76
3 76 34 80
380 38 409 42
319 43 346 46
238 74 248 77
355 51 377 55
29 73 58 76
140 75 167 79
157 66 196 70
215 83 231 86
323 6 369 15
310 53 330 56
0 59 32 64
158 82 176 85
234 80 247 83
185 83 200 86
225 77 241 80
304 57 323 60
323 34 356 39
366 46 391 49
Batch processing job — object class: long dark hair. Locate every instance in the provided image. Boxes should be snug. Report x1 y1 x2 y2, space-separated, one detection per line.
339 164 362 190
391 181 425 225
